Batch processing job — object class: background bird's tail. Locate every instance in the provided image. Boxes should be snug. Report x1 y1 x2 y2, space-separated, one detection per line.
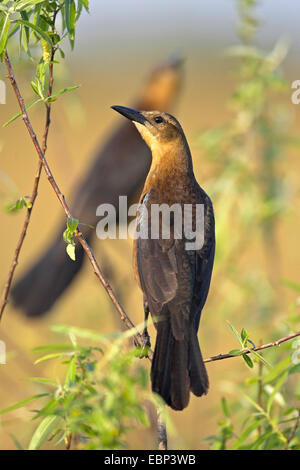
151 320 209 411
12 231 86 317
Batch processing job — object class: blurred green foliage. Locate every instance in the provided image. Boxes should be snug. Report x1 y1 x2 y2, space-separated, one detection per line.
205 315 300 450
198 0 300 450
197 0 297 324
0 325 152 450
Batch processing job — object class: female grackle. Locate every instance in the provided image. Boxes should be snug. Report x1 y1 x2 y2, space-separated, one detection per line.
111 106 215 411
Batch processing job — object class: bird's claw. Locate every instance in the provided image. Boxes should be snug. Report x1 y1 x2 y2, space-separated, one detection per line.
141 329 151 349
135 330 151 358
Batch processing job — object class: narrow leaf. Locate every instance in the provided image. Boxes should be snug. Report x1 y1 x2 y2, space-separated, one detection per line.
34 353 66 365
267 371 288 414
227 321 243 347
281 279 300 293
26 377 58 387
243 354 254 368
0 13 10 55
232 419 264 450
28 415 60 450
66 243 76 261
65 356 76 387
17 19 52 46
3 98 41 127
0 394 48 415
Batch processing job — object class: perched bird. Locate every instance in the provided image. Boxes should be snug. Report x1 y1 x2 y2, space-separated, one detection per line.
12 54 183 317
111 106 215 411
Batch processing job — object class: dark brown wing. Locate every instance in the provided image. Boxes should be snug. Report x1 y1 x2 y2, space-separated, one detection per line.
135 189 215 338
191 188 215 330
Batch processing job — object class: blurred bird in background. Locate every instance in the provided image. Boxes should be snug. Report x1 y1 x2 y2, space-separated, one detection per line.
12 53 184 317
111 106 215 410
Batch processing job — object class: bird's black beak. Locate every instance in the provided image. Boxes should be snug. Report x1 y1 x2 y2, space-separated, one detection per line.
111 105 147 126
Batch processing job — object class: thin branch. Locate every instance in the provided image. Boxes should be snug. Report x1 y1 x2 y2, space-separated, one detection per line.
257 339 263 437
0 31 56 321
203 331 300 363
285 409 300 449
157 408 168 450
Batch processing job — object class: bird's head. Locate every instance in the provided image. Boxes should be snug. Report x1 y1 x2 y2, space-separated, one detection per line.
140 51 184 110
111 106 186 154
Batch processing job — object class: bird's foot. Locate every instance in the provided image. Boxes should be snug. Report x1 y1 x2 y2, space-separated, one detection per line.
141 328 151 349
135 329 151 358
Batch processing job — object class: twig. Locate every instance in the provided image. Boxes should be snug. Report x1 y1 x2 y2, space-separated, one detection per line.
157 407 168 450
203 331 300 363
0 29 56 321
257 339 263 436
284 409 300 449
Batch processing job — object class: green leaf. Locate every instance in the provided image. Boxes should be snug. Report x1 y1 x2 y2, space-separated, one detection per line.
243 354 254 368
228 349 243 356
3 87 79 127
267 371 288 414
289 364 300 375
249 430 274 450
79 0 89 11
8 23 20 40
250 349 272 369
65 0 76 48
221 397 230 418
33 397 58 420
0 13 10 57
51 85 80 98
33 344 77 353
65 355 76 387
227 321 243 347
263 356 291 383
281 279 300 293
241 328 248 345
65 0 71 31
28 415 61 450
34 353 66 365
264 384 285 408
231 418 264 449
30 80 40 96
9 434 24 450
5 197 32 212
63 228 72 244
66 243 76 261
15 0 46 11
26 377 58 387
17 19 52 46
51 324 108 343
0 394 48 415
67 217 79 233
243 393 265 415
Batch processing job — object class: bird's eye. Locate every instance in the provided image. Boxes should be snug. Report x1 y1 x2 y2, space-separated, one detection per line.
154 116 164 124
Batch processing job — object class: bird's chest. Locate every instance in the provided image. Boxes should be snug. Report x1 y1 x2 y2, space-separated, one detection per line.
144 169 194 206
